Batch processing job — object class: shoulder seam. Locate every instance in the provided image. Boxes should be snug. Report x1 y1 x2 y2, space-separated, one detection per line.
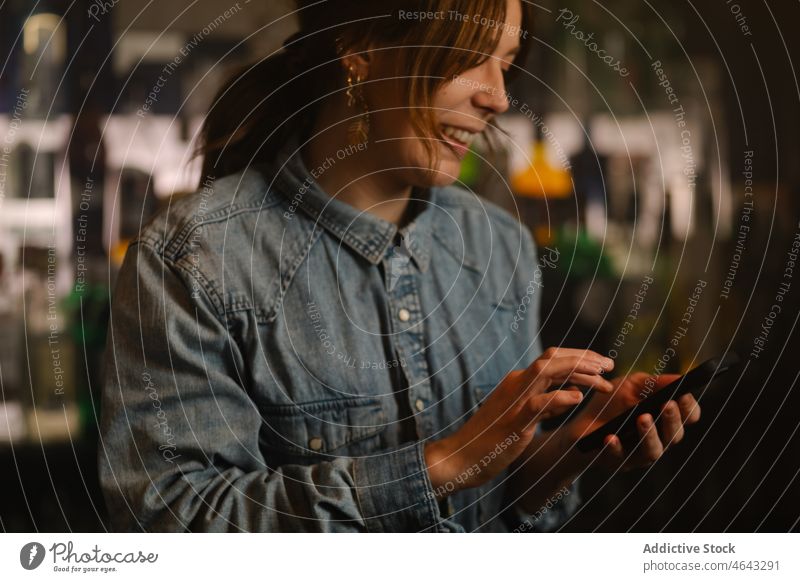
136 194 283 261
167 196 282 259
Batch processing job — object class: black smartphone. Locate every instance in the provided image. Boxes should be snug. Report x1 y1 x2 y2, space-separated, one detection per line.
575 351 741 452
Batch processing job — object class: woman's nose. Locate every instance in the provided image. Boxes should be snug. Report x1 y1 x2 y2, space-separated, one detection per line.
472 67 510 115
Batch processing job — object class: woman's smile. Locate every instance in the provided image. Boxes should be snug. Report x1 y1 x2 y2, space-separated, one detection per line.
440 123 481 158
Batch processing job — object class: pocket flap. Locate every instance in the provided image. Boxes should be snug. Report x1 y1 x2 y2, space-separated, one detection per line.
260 396 386 457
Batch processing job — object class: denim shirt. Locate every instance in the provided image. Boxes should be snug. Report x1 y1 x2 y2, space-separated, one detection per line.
98 139 580 532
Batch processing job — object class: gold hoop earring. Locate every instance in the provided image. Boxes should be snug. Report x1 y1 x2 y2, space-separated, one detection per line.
345 67 370 146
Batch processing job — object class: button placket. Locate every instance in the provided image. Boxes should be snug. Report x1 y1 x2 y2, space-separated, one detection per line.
384 255 434 438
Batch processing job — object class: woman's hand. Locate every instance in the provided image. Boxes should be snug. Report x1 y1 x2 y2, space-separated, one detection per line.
565 371 702 471
509 371 702 514
424 348 615 499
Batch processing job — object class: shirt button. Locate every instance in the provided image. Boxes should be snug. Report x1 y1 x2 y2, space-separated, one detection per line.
308 437 323 451
398 308 411 322
415 399 425 412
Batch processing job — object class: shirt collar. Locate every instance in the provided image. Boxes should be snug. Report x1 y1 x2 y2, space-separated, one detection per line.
269 138 433 272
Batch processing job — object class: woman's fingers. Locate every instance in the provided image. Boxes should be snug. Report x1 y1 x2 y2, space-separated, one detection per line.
520 354 614 395
656 401 685 449
563 372 615 392
603 434 626 462
539 347 615 376
501 348 616 435
597 402 690 471
634 413 664 463
525 390 584 424
539 346 613 368
677 393 701 424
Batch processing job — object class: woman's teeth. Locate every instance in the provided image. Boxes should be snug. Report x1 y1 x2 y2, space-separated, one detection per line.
442 125 477 147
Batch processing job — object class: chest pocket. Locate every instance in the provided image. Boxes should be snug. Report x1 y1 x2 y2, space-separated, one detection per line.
259 395 387 466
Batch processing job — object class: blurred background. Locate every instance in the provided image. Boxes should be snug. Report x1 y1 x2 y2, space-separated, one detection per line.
0 0 797 532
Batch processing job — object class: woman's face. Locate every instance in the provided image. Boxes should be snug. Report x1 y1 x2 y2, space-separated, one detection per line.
363 0 523 189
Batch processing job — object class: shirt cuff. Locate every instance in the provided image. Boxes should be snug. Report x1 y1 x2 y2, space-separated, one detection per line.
353 441 452 532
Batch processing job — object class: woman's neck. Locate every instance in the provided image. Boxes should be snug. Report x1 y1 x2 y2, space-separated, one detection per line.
301 106 413 226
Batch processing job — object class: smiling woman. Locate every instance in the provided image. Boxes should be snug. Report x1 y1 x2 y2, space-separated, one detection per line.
196 0 532 187
99 0 701 533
